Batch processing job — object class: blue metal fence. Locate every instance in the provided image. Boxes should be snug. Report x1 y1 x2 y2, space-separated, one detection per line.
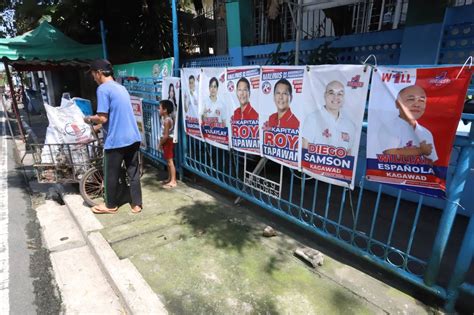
123 77 167 166
179 113 474 308
123 66 474 310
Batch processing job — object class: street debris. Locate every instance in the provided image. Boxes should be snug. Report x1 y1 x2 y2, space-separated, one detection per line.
262 226 277 237
294 247 324 268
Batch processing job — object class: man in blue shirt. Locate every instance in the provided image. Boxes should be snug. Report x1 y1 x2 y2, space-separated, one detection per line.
85 59 143 214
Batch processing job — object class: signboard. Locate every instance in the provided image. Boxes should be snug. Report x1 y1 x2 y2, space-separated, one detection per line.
301 65 370 189
366 66 471 198
259 66 305 169
131 96 147 149
115 57 174 81
181 68 202 139
228 66 261 155
199 68 230 150
162 77 181 143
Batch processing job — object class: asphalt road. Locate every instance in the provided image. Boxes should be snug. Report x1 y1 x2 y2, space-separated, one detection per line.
1 110 62 314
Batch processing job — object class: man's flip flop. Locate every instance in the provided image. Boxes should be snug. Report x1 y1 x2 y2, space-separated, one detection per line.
131 206 142 214
91 205 118 214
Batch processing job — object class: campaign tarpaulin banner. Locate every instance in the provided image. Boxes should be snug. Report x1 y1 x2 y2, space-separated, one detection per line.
366 66 471 198
131 96 147 149
199 68 230 150
227 66 261 154
162 76 181 143
115 57 174 81
301 65 370 189
259 66 305 169
181 68 202 139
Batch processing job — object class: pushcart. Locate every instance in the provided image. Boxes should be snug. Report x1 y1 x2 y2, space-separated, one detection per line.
31 141 106 206
32 140 144 207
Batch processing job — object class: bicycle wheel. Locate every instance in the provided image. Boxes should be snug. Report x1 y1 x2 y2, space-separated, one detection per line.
79 166 105 207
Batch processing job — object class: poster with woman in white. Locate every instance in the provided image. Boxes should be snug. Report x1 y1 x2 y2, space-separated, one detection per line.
162 77 181 143
199 68 231 150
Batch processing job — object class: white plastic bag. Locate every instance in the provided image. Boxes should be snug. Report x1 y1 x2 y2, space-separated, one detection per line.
41 98 95 164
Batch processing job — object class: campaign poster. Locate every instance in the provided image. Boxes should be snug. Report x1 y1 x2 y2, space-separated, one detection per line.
301 65 370 189
130 96 147 149
181 68 202 139
366 66 471 198
162 76 181 143
259 66 305 169
227 66 261 154
115 57 174 82
199 67 230 150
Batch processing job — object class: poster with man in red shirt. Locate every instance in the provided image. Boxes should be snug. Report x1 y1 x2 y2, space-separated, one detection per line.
259 66 305 169
366 66 471 198
228 66 261 154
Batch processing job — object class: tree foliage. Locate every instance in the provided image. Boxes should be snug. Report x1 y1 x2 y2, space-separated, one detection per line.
2 0 176 64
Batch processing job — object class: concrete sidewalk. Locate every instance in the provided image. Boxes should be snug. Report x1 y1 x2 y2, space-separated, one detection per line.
9 102 440 314
69 164 436 315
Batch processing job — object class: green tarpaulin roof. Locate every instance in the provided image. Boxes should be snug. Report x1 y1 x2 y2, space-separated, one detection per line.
0 21 102 69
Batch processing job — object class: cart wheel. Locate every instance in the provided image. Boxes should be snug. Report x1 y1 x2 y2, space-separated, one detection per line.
79 167 104 207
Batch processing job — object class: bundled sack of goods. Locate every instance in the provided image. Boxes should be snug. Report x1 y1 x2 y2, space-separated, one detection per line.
39 98 96 181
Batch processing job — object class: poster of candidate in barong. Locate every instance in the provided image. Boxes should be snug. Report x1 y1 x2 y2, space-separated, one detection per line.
227 66 261 154
181 68 202 139
199 67 230 150
162 76 181 144
366 66 471 198
301 65 370 189
259 66 305 169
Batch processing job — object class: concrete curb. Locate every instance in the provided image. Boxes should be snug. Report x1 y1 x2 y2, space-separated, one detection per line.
61 194 168 315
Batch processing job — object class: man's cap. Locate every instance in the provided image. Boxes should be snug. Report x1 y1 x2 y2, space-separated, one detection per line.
88 59 113 72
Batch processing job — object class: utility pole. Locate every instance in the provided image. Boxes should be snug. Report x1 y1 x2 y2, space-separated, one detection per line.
171 0 179 76
294 0 303 65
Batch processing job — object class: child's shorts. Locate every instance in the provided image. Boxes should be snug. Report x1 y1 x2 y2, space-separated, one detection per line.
163 138 174 160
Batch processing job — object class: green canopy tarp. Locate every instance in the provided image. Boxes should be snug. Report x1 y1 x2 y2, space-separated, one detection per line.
0 21 102 64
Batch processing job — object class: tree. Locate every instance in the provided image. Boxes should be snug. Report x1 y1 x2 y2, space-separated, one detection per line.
2 0 176 64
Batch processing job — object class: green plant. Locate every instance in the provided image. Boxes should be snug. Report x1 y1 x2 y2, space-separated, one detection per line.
265 43 304 65
306 40 341 65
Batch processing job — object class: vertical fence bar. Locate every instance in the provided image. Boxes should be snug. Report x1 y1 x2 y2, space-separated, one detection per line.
385 190 402 259
368 185 383 242
299 173 306 220
424 130 474 286
405 196 424 266
444 212 474 312
351 179 365 241
322 184 332 230
337 188 348 235
310 179 319 225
